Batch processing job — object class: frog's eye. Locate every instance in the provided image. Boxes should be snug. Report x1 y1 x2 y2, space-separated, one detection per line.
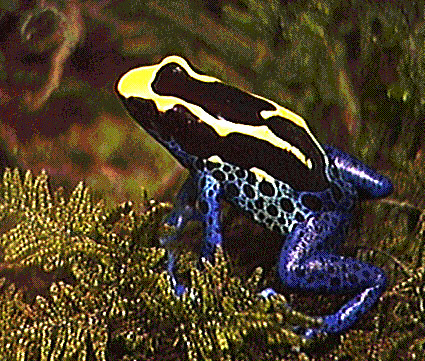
117 55 329 192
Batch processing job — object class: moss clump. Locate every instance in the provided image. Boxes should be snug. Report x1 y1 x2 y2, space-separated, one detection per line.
0 169 318 360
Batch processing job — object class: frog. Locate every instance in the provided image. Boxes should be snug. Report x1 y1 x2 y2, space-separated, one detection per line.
115 55 393 338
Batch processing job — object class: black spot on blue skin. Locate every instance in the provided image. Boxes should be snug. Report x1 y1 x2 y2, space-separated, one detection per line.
278 216 286 225
225 183 239 198
227 173 235 181
223 164 231 172
208 190 214 197
362 270 370 278
328 265 335 274
280 198 294 212
267 205 278 216
212 169 225 181
258 212 265 220
330 277 341 287
236 169 246 178
246 171 256 185
243 184 255 198
255 198 264 209
295 268 306 278
247 201 254 209
259 181 275 197
348 274 358 284
301 194 323 211
353 263 361 272
206 161 219 170
198 200 209 214
273 224 281 233
195 158 204 171
295 212 305 222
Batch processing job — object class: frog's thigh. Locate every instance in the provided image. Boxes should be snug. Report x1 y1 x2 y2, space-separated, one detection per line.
194 172 223 260
278 215 386 334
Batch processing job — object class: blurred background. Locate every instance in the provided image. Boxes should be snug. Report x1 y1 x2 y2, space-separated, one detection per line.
1 0 416 209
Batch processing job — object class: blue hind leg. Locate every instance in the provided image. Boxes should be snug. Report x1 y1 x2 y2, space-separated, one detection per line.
278 214 386 337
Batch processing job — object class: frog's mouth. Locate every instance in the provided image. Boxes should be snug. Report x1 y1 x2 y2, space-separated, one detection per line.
119 94 212 148
119 95 159 133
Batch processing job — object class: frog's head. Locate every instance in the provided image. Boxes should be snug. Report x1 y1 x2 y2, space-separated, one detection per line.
116 55 331 192
116 56 218 149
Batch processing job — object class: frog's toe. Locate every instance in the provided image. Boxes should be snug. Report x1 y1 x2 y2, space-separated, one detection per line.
174 283 187 297
292 325 318 339
291 316 326 339
259 287 278 298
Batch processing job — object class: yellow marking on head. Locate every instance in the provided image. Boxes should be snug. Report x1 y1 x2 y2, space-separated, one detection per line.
117 55 219 100
117 55 326 169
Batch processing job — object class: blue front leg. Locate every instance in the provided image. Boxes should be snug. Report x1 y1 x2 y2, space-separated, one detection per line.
196 173 223 261
278 214 386 337
161 171 223 295
160 176 202 248
160 176 202 295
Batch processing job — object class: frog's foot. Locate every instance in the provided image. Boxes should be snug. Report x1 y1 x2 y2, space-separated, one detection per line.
259 278 386 338
259 287 325 339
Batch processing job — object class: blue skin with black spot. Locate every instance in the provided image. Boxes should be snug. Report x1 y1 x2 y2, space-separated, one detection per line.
158 137 393 338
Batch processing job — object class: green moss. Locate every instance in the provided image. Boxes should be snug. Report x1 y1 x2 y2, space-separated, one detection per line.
0 169 319 360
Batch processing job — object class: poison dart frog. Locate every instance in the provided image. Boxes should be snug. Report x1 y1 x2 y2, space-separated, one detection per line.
116 55 393 338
